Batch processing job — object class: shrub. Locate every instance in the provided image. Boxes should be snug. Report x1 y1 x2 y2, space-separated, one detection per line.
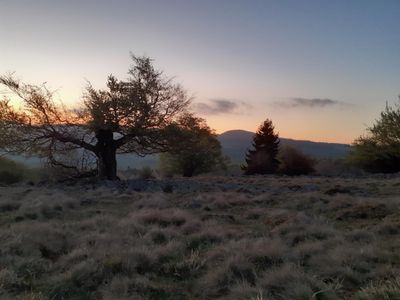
0 157 26 184
159 113 226 177
0 170 23 184
277 145 315 175
162 183 174 193
0 157 43 184
314 158 364 176
349 98 400 173
137 167 155 180
348 141 400 173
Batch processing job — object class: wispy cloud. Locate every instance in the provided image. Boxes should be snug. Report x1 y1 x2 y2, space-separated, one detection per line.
274 97 348 109
192 99 252 115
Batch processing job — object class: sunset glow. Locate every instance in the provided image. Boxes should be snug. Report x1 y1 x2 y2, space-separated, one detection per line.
1 0 399 144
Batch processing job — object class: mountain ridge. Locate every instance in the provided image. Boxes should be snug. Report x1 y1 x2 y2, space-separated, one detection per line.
220 129 349 145
218 130 350 164
6 130 351 168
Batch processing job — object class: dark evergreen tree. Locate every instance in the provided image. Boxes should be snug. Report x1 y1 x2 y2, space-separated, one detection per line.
242 119 280 175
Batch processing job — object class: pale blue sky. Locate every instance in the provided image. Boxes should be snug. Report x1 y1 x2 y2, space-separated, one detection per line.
1 0 399 143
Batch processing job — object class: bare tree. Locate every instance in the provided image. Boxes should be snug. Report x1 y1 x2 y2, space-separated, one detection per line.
0 55 190 180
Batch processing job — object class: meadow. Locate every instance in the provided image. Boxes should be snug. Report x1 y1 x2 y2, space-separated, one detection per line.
0 175 399 300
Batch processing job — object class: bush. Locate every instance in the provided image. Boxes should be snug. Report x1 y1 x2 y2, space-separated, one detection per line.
348 141 400 173
314 158 364 176
277 145 315 175
349 99 400 173
0 170 23 184
159 113 226 177
0 157 27 184
137 167 155 180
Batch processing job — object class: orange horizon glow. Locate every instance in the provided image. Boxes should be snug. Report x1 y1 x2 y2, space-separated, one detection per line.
209 117 358 145
213 127 354 145
1 1 398 150
3 90 361 144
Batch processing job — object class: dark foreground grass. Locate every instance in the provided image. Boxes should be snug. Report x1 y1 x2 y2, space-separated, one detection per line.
0 175 399 299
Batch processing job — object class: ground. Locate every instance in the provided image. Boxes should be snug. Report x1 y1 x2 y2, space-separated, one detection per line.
0 175 399 300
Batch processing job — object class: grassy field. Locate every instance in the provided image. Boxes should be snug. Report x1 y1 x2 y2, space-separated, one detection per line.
0 175 399 299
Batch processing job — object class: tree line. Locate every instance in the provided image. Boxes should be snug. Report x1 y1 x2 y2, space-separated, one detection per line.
0 54 399 180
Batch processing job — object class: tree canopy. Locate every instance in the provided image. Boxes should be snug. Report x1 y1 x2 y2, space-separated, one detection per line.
277 145 315 176
242 119 280 175
159 113 226 177
0 55 190 180
349 99 400 173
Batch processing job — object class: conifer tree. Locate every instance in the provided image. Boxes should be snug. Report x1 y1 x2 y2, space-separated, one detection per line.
242 119 280 174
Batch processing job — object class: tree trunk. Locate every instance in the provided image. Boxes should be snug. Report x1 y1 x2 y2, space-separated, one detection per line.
95 129 118 180
182 162 195 177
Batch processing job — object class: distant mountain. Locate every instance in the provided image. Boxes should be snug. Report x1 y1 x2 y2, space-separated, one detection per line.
218 130 350 164
5 130 350 169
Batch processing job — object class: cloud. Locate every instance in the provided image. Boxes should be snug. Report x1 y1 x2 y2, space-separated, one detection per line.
192 99 252 115
274 97 348 108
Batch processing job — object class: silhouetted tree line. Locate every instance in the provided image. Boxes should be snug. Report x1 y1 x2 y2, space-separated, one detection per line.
244 98 400 176
1 52 398 179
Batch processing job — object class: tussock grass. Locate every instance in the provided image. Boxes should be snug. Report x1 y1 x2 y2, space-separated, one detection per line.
355 277 400 300
0 175 399 299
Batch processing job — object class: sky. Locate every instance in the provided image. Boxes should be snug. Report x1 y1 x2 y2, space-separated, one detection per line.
0 0 399 144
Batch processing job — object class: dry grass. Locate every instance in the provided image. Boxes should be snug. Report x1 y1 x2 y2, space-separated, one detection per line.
0 175 399 299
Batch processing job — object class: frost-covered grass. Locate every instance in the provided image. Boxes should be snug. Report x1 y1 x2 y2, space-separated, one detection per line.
0 175 399 299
